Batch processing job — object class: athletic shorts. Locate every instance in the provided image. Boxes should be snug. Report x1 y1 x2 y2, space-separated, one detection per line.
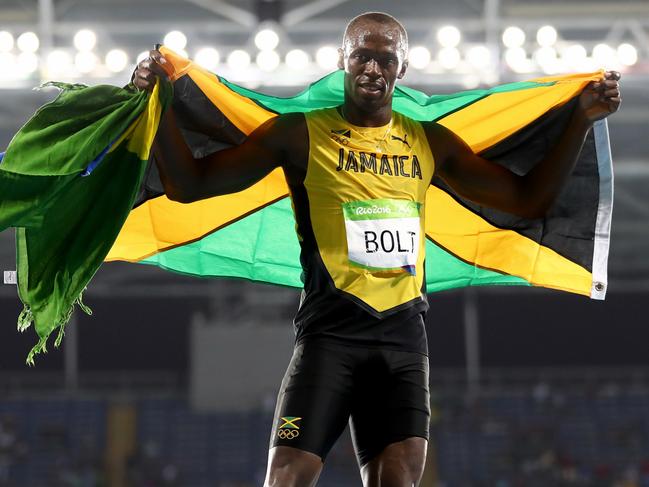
269 338 430 466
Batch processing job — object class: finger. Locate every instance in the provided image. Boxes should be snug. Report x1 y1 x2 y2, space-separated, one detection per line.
602 79 619 88
149 50 167 65
605 70 621 80
603 88 620 98
608 97 621 103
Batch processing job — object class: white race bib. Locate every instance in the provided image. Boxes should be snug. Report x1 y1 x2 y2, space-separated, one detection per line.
342 199 421 275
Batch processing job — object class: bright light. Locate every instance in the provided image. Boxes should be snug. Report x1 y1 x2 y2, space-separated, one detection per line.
17 32 39 53
136 51 149 63
164 31 187 51
195 47 220 71
256 50 280 71
505 47 528 71
316 46 339 70
465 45 491 69
592 43 617 68
502 26 525 48
17 52 38 75
617 43 638 66
73 29 97 51
0 31 14 52
536 25 558 47
254 28 279 51
285 49 309 70
561 44 587 66
0 53 15 78
227 49 251 70
438 47 461 69
437 26 461 48
47 50 72 75
408 46 431 70
105 49 129 72
75 51 98 73
533 46 559 71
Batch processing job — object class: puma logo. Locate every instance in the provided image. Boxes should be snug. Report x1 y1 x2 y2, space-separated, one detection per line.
391 134 411 148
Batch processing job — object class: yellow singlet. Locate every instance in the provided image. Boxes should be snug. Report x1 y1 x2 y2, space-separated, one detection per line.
299 107 435 314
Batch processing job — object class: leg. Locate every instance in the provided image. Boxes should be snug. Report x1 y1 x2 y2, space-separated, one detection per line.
266 341 356 486
350 348 430 487
263 446 323 487
359 437 428 487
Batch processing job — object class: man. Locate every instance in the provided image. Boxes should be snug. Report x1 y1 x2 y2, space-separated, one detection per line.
133 11 621 487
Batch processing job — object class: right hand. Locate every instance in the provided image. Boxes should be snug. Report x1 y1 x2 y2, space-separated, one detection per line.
132 49 170 92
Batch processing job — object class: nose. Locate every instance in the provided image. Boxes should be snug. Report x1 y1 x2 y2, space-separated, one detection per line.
363 58 381 78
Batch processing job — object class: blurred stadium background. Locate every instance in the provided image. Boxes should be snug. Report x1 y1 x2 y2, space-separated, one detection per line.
1 0 648 486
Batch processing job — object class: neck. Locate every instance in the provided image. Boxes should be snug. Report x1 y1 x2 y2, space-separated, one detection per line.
341 96 393 127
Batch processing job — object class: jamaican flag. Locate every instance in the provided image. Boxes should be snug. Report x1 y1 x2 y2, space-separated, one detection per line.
1 46 613 362
109 47 612 299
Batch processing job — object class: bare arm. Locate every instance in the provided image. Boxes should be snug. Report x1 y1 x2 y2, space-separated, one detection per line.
133 49 306 203
430 71 621 218
152 108 302 202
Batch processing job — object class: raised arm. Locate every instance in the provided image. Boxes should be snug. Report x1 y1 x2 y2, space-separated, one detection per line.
429 71 621 218
133 49 306 203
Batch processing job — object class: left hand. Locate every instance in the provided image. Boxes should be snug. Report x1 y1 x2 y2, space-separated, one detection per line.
577 70 622 123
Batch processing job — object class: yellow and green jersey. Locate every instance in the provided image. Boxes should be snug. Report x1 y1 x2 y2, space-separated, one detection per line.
288 107 435 352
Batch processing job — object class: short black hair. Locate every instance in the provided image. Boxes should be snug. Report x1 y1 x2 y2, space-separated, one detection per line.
342 12 408 57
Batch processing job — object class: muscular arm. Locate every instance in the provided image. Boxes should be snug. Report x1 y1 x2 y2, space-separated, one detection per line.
429 72 621 218
152 108 306 203
134 48 306 203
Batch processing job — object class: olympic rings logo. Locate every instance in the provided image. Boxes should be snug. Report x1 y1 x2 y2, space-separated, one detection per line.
277 429 300 440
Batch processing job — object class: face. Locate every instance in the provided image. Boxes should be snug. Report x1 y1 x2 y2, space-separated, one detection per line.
338 23 408 111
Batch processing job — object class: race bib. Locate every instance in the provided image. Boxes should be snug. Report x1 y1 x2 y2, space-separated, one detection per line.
342 199 421 275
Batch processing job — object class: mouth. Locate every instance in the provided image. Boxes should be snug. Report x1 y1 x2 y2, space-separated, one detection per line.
358 81 385 97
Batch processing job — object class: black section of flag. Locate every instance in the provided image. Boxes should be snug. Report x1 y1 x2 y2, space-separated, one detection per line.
134 75 247 208
432 97 597 272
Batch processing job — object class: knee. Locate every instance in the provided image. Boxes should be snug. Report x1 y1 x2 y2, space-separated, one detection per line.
264 446 322 487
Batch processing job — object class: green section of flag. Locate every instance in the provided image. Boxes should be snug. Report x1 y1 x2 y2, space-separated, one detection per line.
142 198 529 290
220 70 556 121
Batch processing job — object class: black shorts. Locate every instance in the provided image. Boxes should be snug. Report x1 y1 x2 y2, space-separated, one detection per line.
269 339 430 466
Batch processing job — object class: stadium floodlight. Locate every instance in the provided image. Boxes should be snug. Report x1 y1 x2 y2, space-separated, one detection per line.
254 28 280 51
0 31 14 52
75 51 98 73
17 32 39 53
437 26 461 48
285 49 309 70
0 53 15 78
617 43 638 66
561 44 587 67
105 49 129 72
438 46 461 70
502 26 525 48
533 46 560 73
465 45 491 69
73 29 97 52
47 50 72 75
227 49 251 70
316 46 339 70
256 50 280 72
17 52 38 75
536 25 558 47
592 43 617 68
504 47 528 71
195 47 220 71
408 46 431 70
164 30 187 52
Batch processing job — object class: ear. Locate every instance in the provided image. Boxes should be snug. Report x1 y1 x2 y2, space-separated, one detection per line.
397 59 408 79
337 47 345 70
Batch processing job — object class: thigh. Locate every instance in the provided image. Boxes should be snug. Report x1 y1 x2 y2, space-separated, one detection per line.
269 341 357 461
349 349 430 467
